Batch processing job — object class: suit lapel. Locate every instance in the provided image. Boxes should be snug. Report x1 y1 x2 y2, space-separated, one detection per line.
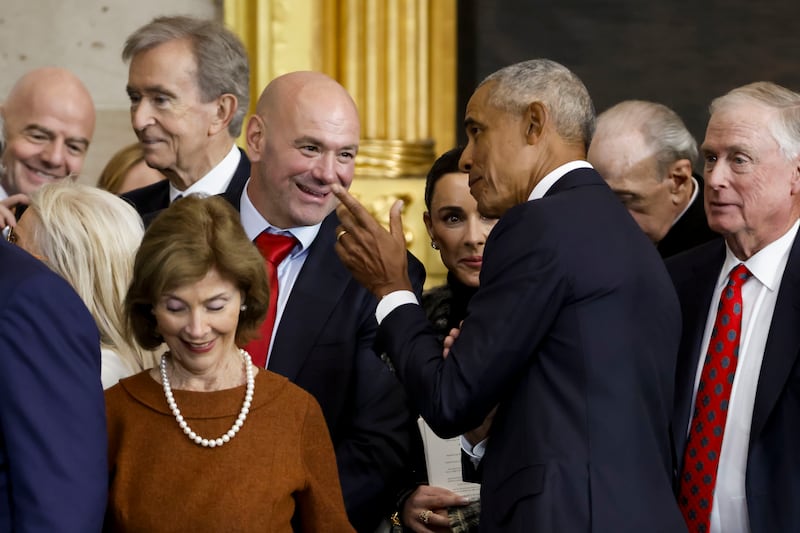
220 147 250 208
750 232 800 442
267 213 352 380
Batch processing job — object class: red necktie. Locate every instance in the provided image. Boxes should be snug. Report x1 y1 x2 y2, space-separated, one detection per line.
244 231 297 368
679 263 752 533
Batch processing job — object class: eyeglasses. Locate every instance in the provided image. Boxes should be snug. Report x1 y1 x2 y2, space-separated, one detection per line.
5 226 17 245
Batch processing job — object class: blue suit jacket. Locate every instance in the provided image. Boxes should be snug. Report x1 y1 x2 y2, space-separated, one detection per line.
667 234 800 533
380 168 687 532
122 146 250 224
223 181 425 532
0 240 107 532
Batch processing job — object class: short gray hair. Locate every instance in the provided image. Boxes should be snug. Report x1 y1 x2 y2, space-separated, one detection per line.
123 15 250 137
480 59 595 150
596 100 698 177
710 81 800 160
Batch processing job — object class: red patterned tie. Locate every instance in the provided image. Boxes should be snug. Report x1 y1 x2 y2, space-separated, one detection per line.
679 263 752 533
244 232 297 368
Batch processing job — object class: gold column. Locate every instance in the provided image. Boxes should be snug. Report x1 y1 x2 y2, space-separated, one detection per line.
330 0 456 287
225 0 457 288
224 0 332 120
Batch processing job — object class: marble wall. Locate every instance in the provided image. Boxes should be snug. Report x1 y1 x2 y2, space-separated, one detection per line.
0 0 220 184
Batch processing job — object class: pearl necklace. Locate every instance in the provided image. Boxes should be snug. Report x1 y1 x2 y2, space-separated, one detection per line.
160 348 255 448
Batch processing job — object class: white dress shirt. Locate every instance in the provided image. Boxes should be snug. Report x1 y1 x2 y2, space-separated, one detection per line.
688 219 799 533
168 144 241 202
239 180 321 365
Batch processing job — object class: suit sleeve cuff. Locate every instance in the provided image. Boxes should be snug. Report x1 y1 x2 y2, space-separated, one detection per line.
460 436 487 468
375 290 419 324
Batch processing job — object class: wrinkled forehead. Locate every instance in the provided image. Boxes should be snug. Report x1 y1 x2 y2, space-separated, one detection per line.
703 104 780 153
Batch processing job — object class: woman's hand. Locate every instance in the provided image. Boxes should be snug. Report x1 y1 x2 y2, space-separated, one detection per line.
401 485 468 532
442 323 462 359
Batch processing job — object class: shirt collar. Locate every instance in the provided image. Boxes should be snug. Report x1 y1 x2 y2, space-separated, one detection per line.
239 178 320 252
527 160 594 201
168 144 241 202
720 218 800 292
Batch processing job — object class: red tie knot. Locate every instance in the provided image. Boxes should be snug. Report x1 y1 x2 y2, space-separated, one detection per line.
728 264 752 288
255 231 298 265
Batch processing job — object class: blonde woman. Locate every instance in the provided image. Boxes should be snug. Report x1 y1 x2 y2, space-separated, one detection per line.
10 181 157 386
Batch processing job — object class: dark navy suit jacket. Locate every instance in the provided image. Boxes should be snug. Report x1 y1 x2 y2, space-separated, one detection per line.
0 240 107 532
379 168 687 532
667 234 800 533
122 146 250 224
223 179 425 532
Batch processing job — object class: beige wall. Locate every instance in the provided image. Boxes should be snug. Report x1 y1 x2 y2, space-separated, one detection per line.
0 0 220 184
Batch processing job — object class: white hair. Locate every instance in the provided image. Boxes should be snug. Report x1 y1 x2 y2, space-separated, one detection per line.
710 81 800 160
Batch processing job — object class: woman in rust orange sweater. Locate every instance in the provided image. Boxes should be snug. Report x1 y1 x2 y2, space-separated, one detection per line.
104 195 353 532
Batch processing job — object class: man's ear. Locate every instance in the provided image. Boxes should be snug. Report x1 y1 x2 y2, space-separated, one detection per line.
524 101 547 145
245 114 264 161
667 159 693 202
208 94 237 136
790 156 800 195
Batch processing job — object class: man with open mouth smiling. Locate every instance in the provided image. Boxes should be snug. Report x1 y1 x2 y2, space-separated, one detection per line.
0 67 95 229
221 71 425 532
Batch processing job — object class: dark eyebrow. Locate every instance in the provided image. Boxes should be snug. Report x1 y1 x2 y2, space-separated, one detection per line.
436 205 467 214
24 124 90 149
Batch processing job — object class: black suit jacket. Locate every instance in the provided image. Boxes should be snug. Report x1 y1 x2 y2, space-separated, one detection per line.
0 240 108 532
667 234 800 533
380 168 687 532
223 182 425 532
657 174 720 258
122 146 250 224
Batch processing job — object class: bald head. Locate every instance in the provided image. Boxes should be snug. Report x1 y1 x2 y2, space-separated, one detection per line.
256 71 359 126
1 67 95 196
246 71 361 229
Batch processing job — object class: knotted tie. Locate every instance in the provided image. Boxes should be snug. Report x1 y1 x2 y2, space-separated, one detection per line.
244 231 298 368
679 263 752 533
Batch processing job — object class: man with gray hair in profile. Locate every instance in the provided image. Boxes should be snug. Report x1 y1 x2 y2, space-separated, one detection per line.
332 59 686 532
588 100 719 257
121 16 251 222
